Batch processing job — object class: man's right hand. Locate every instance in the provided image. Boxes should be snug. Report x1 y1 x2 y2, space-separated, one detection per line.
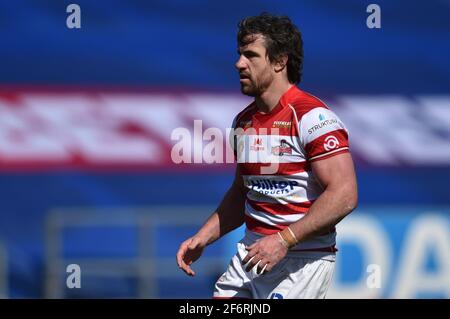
176 236 206 276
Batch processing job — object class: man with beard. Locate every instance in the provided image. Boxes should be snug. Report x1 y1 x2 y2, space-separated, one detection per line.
176 13 358 299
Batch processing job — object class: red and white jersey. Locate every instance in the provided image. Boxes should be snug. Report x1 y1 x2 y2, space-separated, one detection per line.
232 85 350 252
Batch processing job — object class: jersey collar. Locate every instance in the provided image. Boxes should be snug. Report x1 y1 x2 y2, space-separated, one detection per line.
254 85 299 119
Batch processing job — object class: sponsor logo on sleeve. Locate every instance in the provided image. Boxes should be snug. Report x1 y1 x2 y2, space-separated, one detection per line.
323 135 340 151
308 114 338 134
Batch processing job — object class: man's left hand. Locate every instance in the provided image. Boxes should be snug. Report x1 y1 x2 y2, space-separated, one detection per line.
241 233 288 274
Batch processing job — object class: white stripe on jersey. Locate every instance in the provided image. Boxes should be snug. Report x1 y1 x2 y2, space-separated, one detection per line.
309 147 349 160
245 201 304 226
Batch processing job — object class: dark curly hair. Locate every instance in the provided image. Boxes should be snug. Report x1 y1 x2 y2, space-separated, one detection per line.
237 13 304 84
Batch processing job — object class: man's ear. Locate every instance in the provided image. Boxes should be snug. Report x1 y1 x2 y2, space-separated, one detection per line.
274 54 288 73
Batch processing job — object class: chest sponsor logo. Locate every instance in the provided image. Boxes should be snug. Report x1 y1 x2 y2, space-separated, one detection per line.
248 179 299 195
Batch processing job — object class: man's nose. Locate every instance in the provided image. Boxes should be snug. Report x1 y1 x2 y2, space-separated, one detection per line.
235 56 246 71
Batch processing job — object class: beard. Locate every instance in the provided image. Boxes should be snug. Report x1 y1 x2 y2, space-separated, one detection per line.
239 71 273 97
240 81 258 97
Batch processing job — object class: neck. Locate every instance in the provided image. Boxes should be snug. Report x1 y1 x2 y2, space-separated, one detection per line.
255 79 293 114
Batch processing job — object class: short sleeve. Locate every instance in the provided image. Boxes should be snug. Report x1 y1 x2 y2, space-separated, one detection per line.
299 107 349 161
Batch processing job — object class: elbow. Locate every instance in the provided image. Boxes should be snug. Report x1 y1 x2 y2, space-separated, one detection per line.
344 188 358 214
346 194 358 213
337 181 357 215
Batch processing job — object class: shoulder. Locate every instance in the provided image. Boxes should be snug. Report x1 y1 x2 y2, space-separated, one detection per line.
288 89 346 132
287 88 329 120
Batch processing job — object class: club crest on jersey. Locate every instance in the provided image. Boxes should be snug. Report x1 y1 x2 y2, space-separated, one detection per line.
250 137 264 151
271 139 292 156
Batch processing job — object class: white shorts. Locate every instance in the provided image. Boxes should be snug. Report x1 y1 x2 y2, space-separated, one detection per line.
213 232 336 299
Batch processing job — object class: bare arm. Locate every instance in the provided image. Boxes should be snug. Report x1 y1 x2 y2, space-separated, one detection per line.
176 166 247 276
288 152 358 242
242 152 358 274
195 166 247 246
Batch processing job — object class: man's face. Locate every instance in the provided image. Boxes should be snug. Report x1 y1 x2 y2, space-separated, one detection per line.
235 34 274 97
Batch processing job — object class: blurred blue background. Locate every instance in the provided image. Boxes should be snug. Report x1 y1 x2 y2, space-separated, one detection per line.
0 0 449 298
